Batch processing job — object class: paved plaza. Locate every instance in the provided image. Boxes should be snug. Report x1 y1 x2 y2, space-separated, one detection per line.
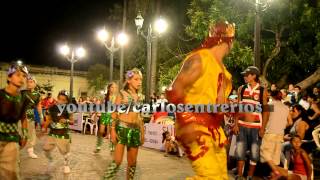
20 132 196 180
20 132 240 180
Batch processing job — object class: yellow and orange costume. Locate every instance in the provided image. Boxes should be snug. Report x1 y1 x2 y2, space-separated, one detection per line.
166 22 235 180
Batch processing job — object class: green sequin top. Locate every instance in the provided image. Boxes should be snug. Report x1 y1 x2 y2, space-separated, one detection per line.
22 90 41 121
0 89 29 142
48 105 71 139
119 90 143 107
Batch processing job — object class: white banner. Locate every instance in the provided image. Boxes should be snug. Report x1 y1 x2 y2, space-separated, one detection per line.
142 123 175 150
69 113 83 132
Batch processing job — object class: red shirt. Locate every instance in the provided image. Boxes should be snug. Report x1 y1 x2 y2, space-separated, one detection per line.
42 98 56 109
293 152 307 175
153 112 168 121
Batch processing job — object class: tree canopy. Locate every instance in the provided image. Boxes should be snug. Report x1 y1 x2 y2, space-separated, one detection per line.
162 0 320 90
92 0 320 95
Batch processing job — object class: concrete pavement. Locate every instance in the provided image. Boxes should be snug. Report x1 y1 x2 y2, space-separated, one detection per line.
20 132 196 180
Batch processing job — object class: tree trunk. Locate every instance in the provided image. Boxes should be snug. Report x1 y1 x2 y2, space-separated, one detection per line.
296 67 320 90
262 29 282 79
260 75 270 88
277 74 289 89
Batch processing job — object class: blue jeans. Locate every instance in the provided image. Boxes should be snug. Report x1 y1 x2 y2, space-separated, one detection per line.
235 126 261 162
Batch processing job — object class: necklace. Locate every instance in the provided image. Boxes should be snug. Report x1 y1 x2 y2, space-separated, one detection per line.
126 89 138 103
247 83 260 96
2 89 22 103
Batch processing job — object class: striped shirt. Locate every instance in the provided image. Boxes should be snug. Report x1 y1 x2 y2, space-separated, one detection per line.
238 83 262 128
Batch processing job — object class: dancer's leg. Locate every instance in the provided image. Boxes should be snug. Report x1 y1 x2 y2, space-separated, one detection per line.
56 138 71 174
106 124 111 139
0 142 20 180
94 124 105 153
178 124 228 180
43 136 56 172
108 124 115 152
127 147 139 180
27 120 38 158
103 143 125 180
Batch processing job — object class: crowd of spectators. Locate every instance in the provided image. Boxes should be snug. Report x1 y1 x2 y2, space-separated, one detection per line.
225 81 320 180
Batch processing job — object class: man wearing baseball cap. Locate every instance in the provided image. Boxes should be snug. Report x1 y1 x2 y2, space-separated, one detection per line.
233 66 269 180
0 62 30 179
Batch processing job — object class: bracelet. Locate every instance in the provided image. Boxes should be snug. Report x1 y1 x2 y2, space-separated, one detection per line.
111 127 116 129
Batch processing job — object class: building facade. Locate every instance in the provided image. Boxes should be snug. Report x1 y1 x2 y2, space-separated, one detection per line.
0 63 90 99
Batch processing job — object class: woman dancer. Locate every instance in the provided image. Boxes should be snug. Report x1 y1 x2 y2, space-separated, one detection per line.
104 68 144 180
94 82 118 153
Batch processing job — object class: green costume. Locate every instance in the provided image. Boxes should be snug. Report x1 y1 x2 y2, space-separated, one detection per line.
100 112 112 126
115 90 143 147
103 90 143 180
0 89 29 142
116 121 141 147
48 105 71 140
100 95 116 125
23 90 41 121
95 95 116 152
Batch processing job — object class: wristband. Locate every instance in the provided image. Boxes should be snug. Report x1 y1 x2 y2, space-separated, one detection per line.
165 87 185 105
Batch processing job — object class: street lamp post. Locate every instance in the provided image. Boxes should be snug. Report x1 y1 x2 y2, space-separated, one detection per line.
135 12 168 103
254 0 261 70
59 45 86 99
97 29 129 83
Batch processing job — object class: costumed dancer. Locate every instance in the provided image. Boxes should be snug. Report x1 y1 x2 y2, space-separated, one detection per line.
41 90 73 174
104 68 144 180
23 75 44 159
166 21 235 179
94 82 118 154
0 62 29 179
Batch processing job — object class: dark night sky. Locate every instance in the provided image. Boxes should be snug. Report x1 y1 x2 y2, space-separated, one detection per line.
0 0 118 71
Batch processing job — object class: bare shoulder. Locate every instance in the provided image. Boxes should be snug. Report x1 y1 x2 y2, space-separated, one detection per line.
301 149 310 159
119 90 128 96
116 90 127 103
181 53 202 72
301 149 308 155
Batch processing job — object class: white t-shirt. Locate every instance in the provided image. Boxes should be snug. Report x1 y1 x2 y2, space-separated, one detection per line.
266 100 289 135
299 99 310 110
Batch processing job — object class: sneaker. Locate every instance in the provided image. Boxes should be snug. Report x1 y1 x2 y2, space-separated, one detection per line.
64 166 71 174
28 152 38 159
27 148 38 159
